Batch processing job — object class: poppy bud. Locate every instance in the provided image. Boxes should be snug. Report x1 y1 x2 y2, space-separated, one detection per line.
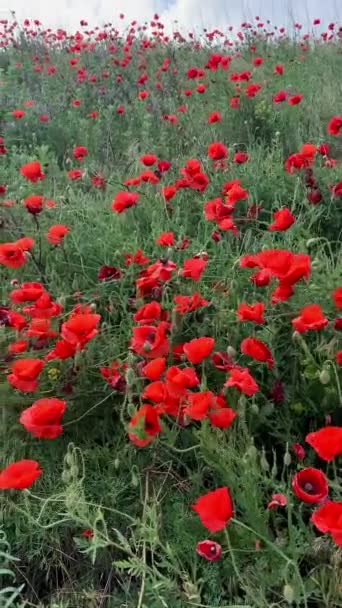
283 449 292 466
283 584 295 604
292 331 301 342
251 403 259 414
227 346 236 358
126 367 135 387
319 368 330 385
114 458 120 469
260 448 270 471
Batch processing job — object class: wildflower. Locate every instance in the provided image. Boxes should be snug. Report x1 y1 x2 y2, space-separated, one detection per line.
20 160 45 182
0 460 42 489
311 501 342 546
268 208 295 231
240 337 274 369
292 304 328 333
20 397 66 438
111 191 139 213
192 487 233 532
292 468 328 504
306 426 342 462
196 540 222 561
327 116 342 136
236 302 265 324
61 313 101 348
183 337 214 365
128 404 161 447
46 224 69 245
225 367 259 396
72 146 88 160
7 358 45 392
267 493 287 509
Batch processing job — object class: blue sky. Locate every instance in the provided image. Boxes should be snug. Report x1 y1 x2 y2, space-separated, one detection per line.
1 0 341 31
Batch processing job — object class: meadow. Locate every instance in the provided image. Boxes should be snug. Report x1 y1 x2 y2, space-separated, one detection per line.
1 13 342 608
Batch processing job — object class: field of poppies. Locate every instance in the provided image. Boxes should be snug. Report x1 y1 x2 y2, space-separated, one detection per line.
1 12 342 608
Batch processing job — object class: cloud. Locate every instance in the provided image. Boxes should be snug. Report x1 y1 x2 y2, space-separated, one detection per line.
1 0 340 31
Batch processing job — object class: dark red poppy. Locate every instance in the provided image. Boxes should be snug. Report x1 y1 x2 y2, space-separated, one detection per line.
292 468 328 504
0 459 42 490
196 540 222 561
192 487 233 532
97 265 122 281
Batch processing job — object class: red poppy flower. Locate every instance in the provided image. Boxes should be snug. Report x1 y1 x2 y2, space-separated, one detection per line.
0 459 42 490
311 501 342 547
181 257 207 281
267 493 287 510
100 362 126 392
23 292 62 319
61 313 101 348
183 336 214 365
20 161 45 182
45 340 76 362
207 396 236 429
333 286 342 309
185 391 214 420
192 487 233 532
273 90 287 103
229 96 240 109
173 292 209 315
288 94 302 105
23 194 44 215
46 224 69 245
327 116 342 136
336 350 342 364
155 231 174 246
131 321 169 359
82 528 94 539
25 318 57 340
236 302 264 324
97 265 122 281
0 242 28 268
20 397 66 439
111 191 139 213
207 142 228 161
233 152 249 164
292 304 328 333
305 426 342 462
8 340 29 354
292 443 306 460
142 358 166 381
133 302 162 325
128 403 161 447
208 111 221 124
225 367 259 396
268 208 295 231
196 540 222 561
67 169 83 181
12 109 26 119
292 468 328 504
72 146 88 160
165 365 199 398
240 337 274 369
7 358 44 392
140 154 157 166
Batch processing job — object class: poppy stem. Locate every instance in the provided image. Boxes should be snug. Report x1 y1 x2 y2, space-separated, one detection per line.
223 527 245 592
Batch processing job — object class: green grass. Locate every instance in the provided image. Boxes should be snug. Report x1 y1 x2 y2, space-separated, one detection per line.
1 15 342 608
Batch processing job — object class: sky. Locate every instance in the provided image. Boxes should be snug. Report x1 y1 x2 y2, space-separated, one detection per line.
1 0 341 32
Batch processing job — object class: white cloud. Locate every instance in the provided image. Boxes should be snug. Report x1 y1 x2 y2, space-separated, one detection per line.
1 0 341 32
